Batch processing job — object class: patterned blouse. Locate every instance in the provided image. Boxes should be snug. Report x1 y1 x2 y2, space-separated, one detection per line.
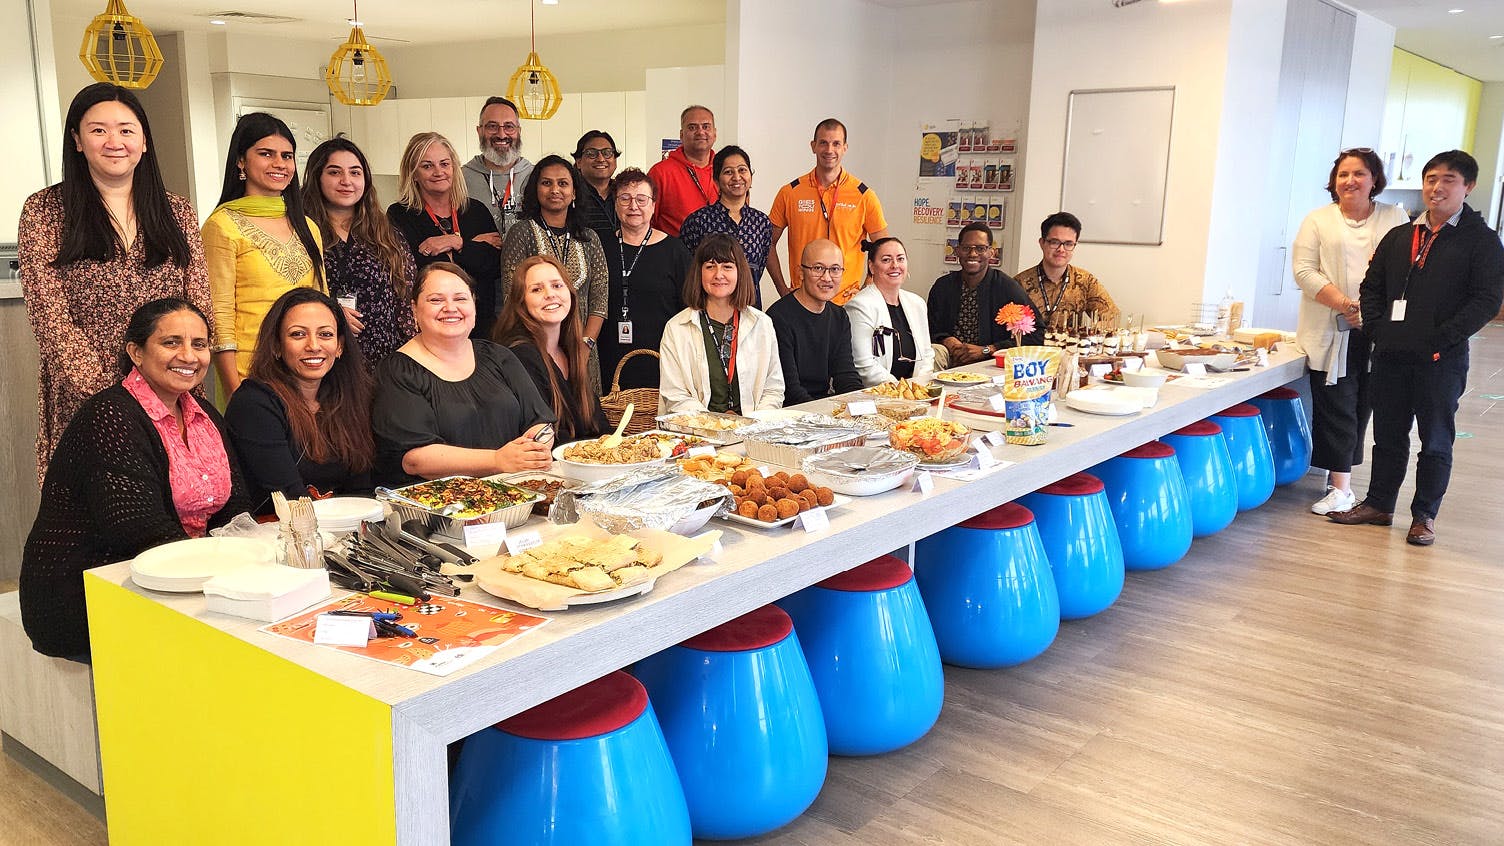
679 202 773 303
956 284 981 345
497 220 610 321
18 184 215 485
122 368 232 538
202 207 324 377
324 233 417 370
1013 264 1121 331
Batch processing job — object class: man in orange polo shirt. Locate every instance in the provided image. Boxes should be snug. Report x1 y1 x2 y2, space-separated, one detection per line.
648 105 718 235
767 118 889 305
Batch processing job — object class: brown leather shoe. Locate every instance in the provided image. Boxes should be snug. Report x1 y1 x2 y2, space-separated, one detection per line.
1328 501 1394 526
1407 517 1436 546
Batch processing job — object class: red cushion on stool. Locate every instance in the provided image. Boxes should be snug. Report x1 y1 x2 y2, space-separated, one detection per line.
1172 421 1222 437
959 501 1035 530
497 670 647 740
681 604 793 652
1258 386 1300 400
1214 402 1260 418
817 555 913 592
1035 472 1105 496
1121 441 1175 459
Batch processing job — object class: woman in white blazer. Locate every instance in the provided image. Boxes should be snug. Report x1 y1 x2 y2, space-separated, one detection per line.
1290 148 1409 516
658 234 784 415
845 237 935 386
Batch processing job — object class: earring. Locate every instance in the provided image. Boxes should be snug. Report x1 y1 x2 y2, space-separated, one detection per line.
238 166 246 181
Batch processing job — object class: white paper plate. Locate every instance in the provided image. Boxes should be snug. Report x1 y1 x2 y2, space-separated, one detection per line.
933 370 992 387
1064 390 1142 416
720 494 852 528
130 536 279 593
311 497 383 530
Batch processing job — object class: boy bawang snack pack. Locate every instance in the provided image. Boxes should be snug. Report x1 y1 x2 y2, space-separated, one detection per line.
1001 346 1062 445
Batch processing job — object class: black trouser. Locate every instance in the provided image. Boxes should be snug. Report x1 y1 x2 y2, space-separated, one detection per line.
1308 337 1371 474
1365 348 1469 519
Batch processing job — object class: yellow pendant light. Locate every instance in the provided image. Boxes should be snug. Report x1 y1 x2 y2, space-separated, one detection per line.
326 1 392 106
78 0 163 89
506 0 561 120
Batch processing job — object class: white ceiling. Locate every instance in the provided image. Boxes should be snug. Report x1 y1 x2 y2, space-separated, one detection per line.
52 1 1504 81
1343 0 1504 82
51 0 726 45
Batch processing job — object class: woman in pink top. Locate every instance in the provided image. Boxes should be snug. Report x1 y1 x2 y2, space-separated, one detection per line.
20 298 253 661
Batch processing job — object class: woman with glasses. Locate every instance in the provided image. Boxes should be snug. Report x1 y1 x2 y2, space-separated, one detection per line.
1013 211 1119 331
598 167 692 390
1291 148 1409 516
678 145 773 308
659 234 783 415
845 236 935 386
572 130 620 245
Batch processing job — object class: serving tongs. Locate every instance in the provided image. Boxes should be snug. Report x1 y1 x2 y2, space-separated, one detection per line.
345 526 461 597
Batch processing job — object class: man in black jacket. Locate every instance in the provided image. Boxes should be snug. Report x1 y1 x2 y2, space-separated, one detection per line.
928 222 1043 366
1330 150 1504 545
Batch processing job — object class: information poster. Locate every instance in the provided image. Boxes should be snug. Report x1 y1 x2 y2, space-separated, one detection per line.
917 130 958 177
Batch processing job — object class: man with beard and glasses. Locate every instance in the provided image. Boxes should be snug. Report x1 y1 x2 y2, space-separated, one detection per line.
462 96 535 238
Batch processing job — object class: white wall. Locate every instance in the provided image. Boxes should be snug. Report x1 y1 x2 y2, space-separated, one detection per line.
1019 0 1238 326
1471 82 1504 229
384 24 725 100
3 0 59 243
1341 6 1396 150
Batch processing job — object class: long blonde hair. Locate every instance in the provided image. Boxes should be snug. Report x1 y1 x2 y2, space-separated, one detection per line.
396 131 469 212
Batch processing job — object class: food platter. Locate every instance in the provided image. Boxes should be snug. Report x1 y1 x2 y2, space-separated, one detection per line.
933 370 991 387
916 453 974 471
720 494 852 529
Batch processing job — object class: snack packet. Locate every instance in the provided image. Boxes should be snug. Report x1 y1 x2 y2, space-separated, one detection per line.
1002 345 1063 445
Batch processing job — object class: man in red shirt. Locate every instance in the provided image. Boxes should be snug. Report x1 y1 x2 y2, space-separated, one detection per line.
648 105 718 235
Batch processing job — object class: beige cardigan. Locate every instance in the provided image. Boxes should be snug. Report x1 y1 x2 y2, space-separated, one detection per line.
658 306 785 414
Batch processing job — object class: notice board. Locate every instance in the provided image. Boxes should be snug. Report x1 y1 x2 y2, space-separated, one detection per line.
1060 87 1175 246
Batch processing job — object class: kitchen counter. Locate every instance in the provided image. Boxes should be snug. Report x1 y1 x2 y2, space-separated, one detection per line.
84 348 1307 845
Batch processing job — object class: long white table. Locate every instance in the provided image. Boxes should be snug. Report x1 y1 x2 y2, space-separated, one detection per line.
84 350 1306 845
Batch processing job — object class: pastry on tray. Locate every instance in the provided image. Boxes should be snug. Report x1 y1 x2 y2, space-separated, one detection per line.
503 534 664 592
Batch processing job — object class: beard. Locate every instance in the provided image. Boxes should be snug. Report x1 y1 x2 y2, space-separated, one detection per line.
482 139 521 169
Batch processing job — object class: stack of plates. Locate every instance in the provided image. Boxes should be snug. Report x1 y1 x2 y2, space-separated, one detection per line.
311 497 384 534
129 537 279 593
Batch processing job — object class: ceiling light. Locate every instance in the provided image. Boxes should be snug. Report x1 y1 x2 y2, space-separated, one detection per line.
80 0 163 89
1491 34 1503 39
209 19 225 25
507 0 561 119
1448 8 1464 13
326 0 391 106
346 18 361 25
541 0 558 5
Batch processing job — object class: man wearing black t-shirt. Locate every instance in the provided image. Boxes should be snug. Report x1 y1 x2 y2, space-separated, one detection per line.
767 239 864 405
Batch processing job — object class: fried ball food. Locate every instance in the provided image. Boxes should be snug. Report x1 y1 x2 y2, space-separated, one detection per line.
787 473 810 493
776 498 802 519
767 485 789 502
737 499 759 518
757 503 780 522
728 483 744 497
771 472 790 485
797 489 819 509
743 470 764 487
730 469 750 486
815 486 835 506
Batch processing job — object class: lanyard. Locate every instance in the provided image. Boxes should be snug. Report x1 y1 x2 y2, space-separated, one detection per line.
684 163 716 204
1410 224 1441 269
486 168 514 213
423 203 461 259
540 224 572 267
815 172 843 239
1037 265 1070 328
616 227 652 319
703 309 740 383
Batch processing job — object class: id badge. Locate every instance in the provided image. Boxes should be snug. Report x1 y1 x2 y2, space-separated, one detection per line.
1391 300 1407 322
337 295 358 312
617 321 634 344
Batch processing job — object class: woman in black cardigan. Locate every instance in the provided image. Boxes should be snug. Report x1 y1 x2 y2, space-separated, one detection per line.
20 298 253 661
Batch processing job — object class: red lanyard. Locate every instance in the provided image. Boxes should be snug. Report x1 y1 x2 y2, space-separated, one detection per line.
815 172 843 239
424 203 461 242
1410 223 1441 269
684 163 716 205
725 310 740 383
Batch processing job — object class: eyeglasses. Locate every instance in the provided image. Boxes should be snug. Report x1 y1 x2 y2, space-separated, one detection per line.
957 245 991 254
1342 147 1375 155
800 264 844 278
616 193 653 207
1043 238 1077 251
578 148 618 160
482 122 520 133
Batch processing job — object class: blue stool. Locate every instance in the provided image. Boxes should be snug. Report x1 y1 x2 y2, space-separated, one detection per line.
779 555 944 756
1019 473 1125 620
1089 440 1193 571
633 605 827 840
913 503 1059 668
1210 403 1275 511
1249 386 1312 486
450 670 691 846
1162 422 1238 537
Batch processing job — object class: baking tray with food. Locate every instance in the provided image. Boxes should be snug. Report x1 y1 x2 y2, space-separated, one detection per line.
549 465 733 535
732 414 878 467
655 411 754 443
375 476 542 540
860 377 942 402
497 471 571 515
711 467 848 528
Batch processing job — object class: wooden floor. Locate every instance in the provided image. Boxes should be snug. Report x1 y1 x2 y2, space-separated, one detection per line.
4 325 1503 846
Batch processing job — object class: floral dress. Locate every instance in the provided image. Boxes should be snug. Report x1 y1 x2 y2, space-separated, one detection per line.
324 233 417 370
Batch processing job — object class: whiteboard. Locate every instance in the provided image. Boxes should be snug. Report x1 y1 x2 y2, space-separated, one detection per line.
1060 87 1175 246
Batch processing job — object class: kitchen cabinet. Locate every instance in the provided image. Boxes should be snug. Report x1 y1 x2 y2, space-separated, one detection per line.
1378 49 1481 188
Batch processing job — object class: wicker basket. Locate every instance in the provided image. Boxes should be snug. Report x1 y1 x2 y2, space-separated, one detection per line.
601 349 660 436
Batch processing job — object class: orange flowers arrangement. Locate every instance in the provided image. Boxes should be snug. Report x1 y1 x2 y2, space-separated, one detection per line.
995 303 1037 348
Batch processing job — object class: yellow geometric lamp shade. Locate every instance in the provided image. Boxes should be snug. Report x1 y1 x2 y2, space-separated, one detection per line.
326 26 392 106
78 0 163 89
506 51 561 120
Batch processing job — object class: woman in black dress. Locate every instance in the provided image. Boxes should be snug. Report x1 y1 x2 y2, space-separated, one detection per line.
371 262 555 486
386 132 502 338
225 288 374 513
597 167 692 390
493 255 608 442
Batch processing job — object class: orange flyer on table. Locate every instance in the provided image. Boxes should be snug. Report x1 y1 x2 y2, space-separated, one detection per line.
262 593 550 677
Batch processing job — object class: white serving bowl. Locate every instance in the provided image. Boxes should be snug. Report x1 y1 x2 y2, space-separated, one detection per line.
1155 348 1238 372
551 442 667 483
1121 370 1168 388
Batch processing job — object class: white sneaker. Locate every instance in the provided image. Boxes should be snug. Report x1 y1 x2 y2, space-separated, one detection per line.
1311 486 1355 515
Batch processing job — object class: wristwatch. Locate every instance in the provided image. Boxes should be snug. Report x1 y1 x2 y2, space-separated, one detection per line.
584 337 597 350
982 344 994 356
